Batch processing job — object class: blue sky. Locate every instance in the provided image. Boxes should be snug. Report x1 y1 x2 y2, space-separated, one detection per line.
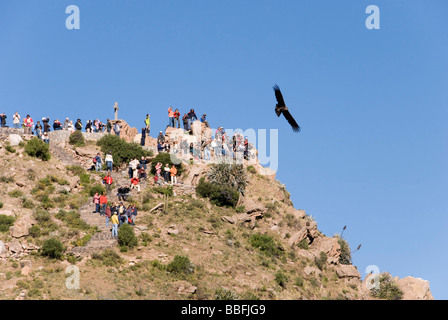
1 0 447 299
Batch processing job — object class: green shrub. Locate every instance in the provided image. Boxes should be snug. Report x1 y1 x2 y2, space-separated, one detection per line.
275 270 289 288
249 233 284 258
166 255 195 276
97 134 152 168
314 251 327 271
370 273 403 300
91 249 124 267
295 275 304 287
117 224 138 249
150 152 183 176
55 210 91 231
0 175 14 183
215 288 239 300
0 214 15 232
196 177 239 208
246 165 256 174
28 225 41 238
8 189 24 198
0 202 3 209
88 184 105 197
25 138 51 161
5 145 16 153
21 197 35 209
66 165 85 176
297 239 309 250
140 232 152 246
207 163 248 195
336 235 352 265
152 186 174 197
236 205 245 213
41 238 65 259
68 130 85 147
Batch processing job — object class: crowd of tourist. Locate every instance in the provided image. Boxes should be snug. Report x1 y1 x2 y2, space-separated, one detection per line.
1 106 257 238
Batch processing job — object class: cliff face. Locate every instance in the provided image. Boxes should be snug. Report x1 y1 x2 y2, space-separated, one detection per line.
0 126 434 300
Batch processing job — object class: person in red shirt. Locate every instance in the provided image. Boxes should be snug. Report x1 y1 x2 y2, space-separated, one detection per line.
130 177 140 193
173 108 181 128
99 192 108 216
103 173 113 194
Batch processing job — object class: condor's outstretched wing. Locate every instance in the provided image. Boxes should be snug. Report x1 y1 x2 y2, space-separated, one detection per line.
282 109 301 132
273 84 286 114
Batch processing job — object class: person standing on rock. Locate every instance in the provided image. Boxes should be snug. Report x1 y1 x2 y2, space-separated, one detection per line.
114 122 121 137
111 211 119 238
170 165 178 185
13 112 20 129
105 152 113 172
106 119 112 134
188 109 198 128
103 172 114 194
105 204 111 227
182 113 190 131
63 118 70 130
24 115 33 135
75 119 82 131
144 114 150 135
0 113 7 127
94 153 102 172
34 121 43 139
168 106 175 128
93 192 101 213
99 192 108 216
174 109 181 128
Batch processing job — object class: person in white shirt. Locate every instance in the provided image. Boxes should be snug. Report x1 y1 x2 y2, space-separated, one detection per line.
12 112 20 129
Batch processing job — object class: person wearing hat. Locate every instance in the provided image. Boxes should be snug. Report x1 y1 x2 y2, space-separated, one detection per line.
111 210 119 237
200 113 209 127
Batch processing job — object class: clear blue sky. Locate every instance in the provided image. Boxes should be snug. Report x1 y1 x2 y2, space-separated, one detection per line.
1 0 447 299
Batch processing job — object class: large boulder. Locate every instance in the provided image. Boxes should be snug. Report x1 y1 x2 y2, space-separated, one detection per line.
310 236 341 265
288 227 308 247
0 241 8 258
9 216 35 238
335 264 361 279
9 134 23 146
396 277 434 300
111 120 138 143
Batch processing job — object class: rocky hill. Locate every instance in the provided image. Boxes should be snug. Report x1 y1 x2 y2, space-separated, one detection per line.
0 123 433 300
